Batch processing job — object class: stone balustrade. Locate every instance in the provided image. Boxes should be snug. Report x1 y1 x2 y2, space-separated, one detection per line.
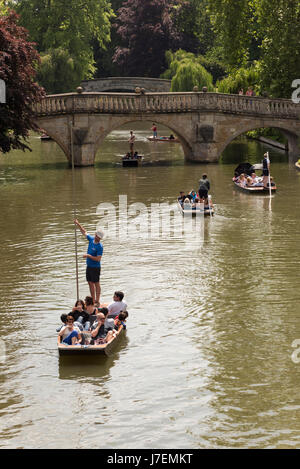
33 92 300 120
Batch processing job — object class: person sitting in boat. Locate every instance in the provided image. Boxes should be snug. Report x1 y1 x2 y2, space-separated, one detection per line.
80 295 98 331
183 198 192 210
133 151 139 159
90 312 114 345
246 176 253 186
266 176 276 187
114 312 127 332
58 314 82 346
107 291 127 319
189 190 197 202
169 134 175 140
178 192 187 206
238 174 247 187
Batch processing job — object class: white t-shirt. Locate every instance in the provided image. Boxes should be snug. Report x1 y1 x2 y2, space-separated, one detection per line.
107 300 127 318
60 325 81 340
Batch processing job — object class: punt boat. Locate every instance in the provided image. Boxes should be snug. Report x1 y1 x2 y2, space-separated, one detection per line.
58 326 124 357
122 155 143 167
147 136 179 143
233 162 277 194
177 200 214 217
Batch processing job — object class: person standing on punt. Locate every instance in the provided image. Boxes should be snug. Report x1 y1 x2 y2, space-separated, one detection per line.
198 173 210 202
151 123 157 139
74 219 104 307
262 153 270 188
128 130 136 154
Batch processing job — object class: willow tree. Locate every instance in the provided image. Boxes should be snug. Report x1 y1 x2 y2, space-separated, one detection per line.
13 0 114 92
162 50 214 91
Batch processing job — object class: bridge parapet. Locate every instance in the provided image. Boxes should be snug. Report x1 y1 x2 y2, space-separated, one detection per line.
34 92 300 119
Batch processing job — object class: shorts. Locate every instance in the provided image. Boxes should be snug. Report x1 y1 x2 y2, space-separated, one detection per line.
263 169 269 176
86 266 101 283
198 188 208 199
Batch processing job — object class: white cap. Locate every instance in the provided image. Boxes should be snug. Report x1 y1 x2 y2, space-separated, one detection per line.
95 228 104 239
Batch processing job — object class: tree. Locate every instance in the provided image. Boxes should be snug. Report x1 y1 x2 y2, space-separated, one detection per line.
254 0 300 97
113 0 181 77
162 50 214 91
207 0 256 71
13 0 114 92
0 11 44 153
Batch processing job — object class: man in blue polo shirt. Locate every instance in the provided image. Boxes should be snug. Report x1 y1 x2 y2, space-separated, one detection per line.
74 219 104 306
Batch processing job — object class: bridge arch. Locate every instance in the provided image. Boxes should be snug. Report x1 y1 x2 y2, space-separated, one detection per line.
216 119 300 160
92 115 192 161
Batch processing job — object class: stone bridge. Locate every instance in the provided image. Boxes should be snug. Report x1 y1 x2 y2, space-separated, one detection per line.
34 91 300 166
81 77 171 93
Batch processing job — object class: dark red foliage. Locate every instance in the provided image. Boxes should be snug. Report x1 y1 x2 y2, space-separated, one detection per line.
0 11 45 153
113 0 181 77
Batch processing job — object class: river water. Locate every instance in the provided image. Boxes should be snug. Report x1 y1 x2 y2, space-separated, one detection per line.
0 122 300 449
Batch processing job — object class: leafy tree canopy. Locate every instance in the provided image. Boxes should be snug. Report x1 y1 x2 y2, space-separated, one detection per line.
0 11 44 153
11 0 114 92
113 0 181 77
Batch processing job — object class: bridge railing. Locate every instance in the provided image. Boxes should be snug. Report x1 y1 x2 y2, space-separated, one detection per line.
34 92 299 119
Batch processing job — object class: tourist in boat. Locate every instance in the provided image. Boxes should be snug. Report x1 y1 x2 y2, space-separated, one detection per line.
169 134 175 140
128 130 136 152
189 190 197 202
114 312 127 332
246 176 253 186
90 312 114 345
238 174 247 187
107 291 127 318
183 198 192 209
82 295 99 330
133 151 139 159
262 153 270 187
177 192 186 205
58 315 82 346
74 219 103 306
198 174 210 201
151 123 158 139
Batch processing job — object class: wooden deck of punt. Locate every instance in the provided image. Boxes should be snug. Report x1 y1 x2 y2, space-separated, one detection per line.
295 162 300 171
58 327 124 357
147 136 179 143
233 181 277 193
177 200 214 217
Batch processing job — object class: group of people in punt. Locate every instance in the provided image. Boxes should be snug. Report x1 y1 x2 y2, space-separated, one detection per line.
178 173 213 209
233 153 275 189
57 292 128 346
123 151 140 160
57 219 128 347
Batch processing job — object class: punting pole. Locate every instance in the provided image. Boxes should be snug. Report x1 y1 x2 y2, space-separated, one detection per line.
70 118 79 300
267 151 272 210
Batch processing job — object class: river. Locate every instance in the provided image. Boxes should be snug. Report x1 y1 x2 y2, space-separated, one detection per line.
0 122 300 449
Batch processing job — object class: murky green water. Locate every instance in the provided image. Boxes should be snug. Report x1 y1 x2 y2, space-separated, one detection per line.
0 122 300 449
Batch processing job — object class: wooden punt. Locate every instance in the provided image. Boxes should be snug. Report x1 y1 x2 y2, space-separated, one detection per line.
58 326 124 357
147 136 179 143
177 200 214 217
122 155 143 167
295 162 300 171
233 181 277 193
40 133 52 140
